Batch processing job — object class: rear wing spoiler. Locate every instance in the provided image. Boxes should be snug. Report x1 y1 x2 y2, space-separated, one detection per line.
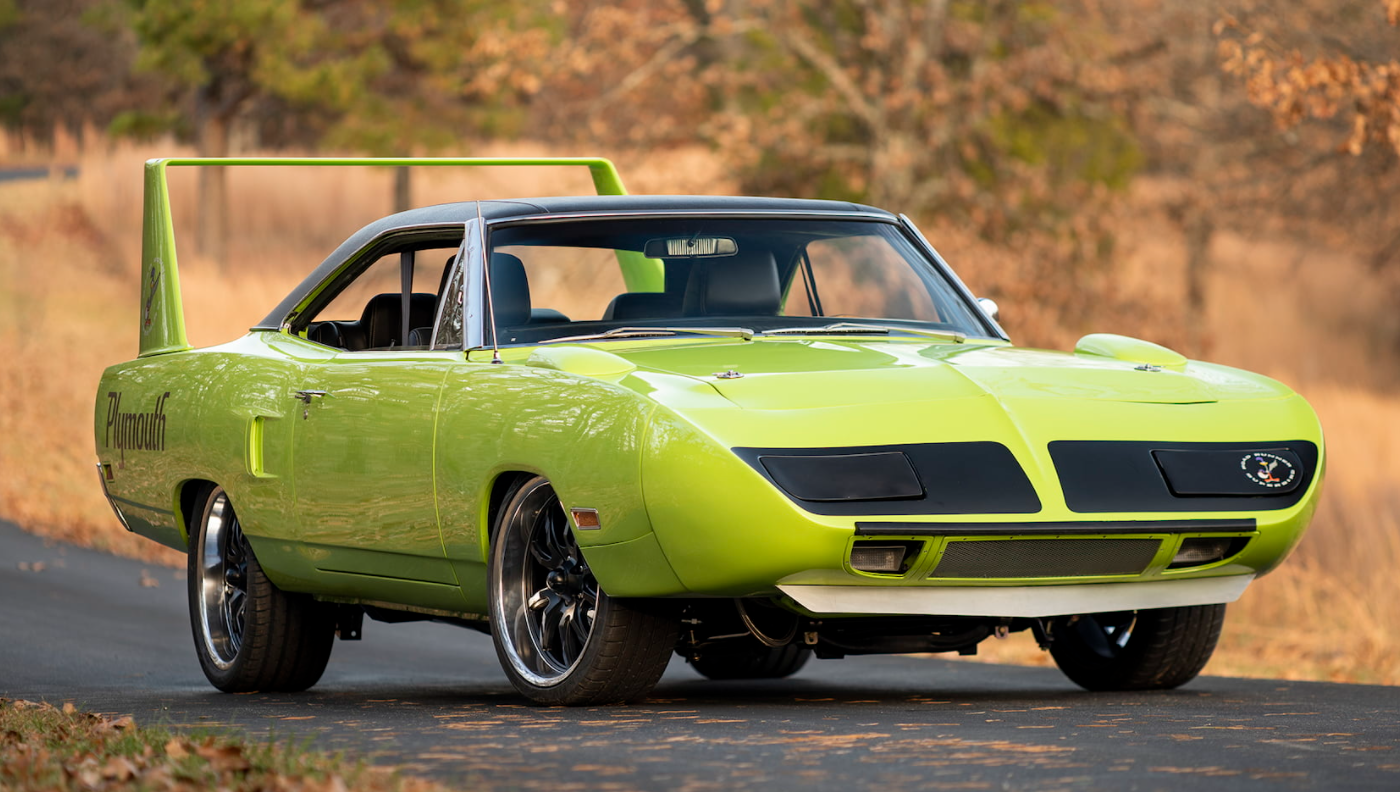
138 157 629 357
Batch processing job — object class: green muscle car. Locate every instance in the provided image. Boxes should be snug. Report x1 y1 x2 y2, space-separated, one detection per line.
94 158 1324 705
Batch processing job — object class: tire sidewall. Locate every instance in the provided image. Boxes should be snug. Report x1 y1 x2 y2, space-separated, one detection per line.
1050 605 1224 691
487 476 612 703
187 484 249 690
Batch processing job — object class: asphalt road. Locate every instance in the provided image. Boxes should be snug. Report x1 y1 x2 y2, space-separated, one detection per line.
3 520 1397 791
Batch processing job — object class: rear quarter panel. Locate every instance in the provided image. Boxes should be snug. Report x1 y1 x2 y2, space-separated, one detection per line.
94 334 310 570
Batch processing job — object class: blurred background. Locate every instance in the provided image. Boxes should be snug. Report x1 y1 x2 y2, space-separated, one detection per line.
0 0 1396 684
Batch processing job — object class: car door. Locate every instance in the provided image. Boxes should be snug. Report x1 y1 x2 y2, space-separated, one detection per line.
290 242 465 609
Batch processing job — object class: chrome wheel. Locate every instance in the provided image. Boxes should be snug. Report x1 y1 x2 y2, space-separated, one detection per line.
197 489 248 670
492 479 598 686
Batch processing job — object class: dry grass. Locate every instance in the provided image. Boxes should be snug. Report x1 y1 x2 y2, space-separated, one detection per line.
1 131 1397 684
0 698 442 792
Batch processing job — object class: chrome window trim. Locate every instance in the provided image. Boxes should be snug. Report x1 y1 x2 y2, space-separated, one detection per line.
462 213 488 352
260 210 1004 346
255 223 469 332
899 213 1010 342
484 209 896 229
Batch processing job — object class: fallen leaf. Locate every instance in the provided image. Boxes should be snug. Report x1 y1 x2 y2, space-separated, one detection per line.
195 742 251 772
139 570 160 588
98 716 135 733
102 756 137 781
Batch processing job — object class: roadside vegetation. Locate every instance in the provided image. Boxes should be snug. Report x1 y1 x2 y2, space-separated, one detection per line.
0 698 440 792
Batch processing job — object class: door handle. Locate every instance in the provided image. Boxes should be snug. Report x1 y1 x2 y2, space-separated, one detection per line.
294 390 328 419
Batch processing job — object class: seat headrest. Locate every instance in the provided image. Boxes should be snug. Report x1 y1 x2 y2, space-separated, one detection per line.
681 251 781 317
489 253 531 326
604 292 684 321
360 292 438 349
438 254 457 296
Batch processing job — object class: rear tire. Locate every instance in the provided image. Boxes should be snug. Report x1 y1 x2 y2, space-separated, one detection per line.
487 476 679 705
188 484 334 692
1049 604 1226 691
687 639 811 680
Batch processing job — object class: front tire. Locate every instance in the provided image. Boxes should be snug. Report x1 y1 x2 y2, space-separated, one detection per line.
1049 604 1226 691
687 639 811 680
188 484 334 692
487 476 679 705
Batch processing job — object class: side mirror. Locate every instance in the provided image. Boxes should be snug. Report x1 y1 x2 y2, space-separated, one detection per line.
977 297 1000 323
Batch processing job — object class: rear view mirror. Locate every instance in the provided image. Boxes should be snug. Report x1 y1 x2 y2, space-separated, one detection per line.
644 236 737 258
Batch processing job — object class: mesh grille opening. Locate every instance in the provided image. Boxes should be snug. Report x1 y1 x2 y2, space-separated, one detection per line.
931 538 1161 579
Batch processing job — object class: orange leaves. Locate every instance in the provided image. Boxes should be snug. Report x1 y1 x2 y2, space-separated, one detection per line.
1217 2 1400 158
164 737 189 760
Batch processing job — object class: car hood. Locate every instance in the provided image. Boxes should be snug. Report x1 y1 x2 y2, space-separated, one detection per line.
614 338 1291 410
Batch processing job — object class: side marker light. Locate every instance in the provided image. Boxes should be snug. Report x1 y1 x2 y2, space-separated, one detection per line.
570 508 601 530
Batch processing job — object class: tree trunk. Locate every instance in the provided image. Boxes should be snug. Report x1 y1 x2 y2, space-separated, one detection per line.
197 114 230 270
1183 208 1213 358
393 166 412 214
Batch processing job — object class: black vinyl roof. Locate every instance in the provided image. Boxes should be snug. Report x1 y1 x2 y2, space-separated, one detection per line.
255 195 895 329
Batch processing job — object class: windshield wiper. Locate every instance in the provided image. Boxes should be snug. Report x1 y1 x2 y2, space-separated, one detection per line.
539 326 754 345
762 322 965 343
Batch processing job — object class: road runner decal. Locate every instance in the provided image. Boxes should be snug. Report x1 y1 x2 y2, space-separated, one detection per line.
105 391 171 466
142 260 162 334
1241 451 1297 489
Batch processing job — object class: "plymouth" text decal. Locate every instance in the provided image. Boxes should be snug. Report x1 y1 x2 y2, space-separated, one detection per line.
105 391 171 465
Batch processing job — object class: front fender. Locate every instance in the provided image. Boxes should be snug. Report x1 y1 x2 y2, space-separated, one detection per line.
434 363 673 602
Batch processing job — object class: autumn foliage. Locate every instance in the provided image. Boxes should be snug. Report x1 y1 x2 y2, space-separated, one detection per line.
1218 1 1400 157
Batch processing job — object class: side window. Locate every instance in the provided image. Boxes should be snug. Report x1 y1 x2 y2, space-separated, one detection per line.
433 256 465 349
783 236 939 320
304 246 456 350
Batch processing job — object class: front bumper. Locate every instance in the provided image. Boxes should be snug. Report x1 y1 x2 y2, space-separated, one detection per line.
780 574 1255 618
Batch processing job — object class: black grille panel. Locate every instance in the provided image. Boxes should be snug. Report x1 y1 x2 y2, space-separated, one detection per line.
931 539 1161 579
1050 440 1318 513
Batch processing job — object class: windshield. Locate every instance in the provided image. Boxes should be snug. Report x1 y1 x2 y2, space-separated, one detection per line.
486 217 991 346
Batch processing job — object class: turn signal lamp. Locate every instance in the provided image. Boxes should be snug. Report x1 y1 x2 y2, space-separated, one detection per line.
1169 537 1243 569
850 544 907 574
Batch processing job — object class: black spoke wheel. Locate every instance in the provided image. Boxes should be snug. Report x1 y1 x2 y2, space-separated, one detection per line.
488 476 679 705
188 484 334 693
1049 604 1227 691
